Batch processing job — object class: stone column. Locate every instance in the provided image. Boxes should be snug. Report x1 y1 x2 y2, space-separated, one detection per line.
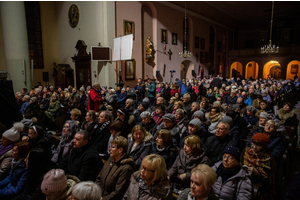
0 1 31 92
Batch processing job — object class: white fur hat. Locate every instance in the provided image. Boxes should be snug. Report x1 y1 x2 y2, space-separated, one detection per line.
2 122 23 142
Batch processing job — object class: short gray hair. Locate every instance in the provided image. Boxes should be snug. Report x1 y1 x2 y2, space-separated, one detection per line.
76 130 90 141
24 95 30 100
218 122 230 131
183 93 191 100
92 82 100 88
126 98 133 103
71 181 102 200
100 110 112 121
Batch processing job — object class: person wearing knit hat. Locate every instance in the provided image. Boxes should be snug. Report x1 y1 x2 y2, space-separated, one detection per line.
162 113 176 123
140 111 151 119
251 132 271 149
189 118 202 131
30 96 38 103
193 110 206 122
213 101 221 108
41 169 68 200
259 112 270 120
222 116 233 129
2 122 23 143
246 106 256 113
212 146 252 200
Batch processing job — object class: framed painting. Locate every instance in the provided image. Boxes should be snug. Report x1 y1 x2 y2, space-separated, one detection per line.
68 4 80 28
123 20 135 40
172 33 177 45
161 29 168 44
291 64 298 74
125 59 135 80
195 37 199 49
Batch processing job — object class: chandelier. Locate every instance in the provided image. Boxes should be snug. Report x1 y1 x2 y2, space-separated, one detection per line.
179 3 192 58
261 1 279 54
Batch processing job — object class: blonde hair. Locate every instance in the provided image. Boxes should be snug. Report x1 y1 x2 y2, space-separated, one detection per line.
266 119 278 130
175 108 185 117
183 135 203 155
191 164 217 191
111 136 128 153
141 154 168 182
175 101 183 108
70 108 82 117
131 125 146 140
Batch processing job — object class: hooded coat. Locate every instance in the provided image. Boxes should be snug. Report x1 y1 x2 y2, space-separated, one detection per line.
276 108 298 127
127 132 153 170
212 161 252 200
123 171 173 200
96 155 135 200
168 149 211 185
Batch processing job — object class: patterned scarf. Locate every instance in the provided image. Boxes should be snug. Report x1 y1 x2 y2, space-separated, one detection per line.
98 121 111 134
243 147 271 178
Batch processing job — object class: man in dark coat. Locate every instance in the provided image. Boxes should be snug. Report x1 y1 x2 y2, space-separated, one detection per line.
210 76 222 88
134 78 145 103
58 130 103 181
204 122 236 165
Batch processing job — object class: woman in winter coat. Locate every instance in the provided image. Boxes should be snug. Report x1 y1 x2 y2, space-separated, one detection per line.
212 146 252 200
96 136 135 200
127 125 153 170
276 102 298 127
45 93 61 120
51 120 80 164
168 135 211 190
0 122 24 181
151 129 178 170
178 164 218 200
174 108 189 141
140 111 157 133
123 154 173 200
0 142 31 200
241 133 276 200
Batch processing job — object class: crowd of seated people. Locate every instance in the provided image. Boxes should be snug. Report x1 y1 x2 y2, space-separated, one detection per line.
0 76 299 199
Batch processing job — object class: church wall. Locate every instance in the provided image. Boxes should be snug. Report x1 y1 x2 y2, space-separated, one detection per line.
0 12 6 71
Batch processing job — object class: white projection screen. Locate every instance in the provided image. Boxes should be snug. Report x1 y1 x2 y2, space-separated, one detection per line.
112 34 133 61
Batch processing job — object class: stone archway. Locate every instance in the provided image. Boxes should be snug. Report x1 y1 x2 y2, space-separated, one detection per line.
263 61 281 80
230 62 242 78
286 60 300 80
180 60 194 80
245 61 259 79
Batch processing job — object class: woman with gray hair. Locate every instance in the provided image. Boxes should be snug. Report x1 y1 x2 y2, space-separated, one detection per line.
69 181 102 200
140 111 157 133
51 120 80 164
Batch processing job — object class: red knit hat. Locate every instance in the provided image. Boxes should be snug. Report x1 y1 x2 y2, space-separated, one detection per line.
252 133 271 148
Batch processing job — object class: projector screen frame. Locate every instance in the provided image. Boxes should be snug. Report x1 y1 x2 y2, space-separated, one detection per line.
91 46 111 61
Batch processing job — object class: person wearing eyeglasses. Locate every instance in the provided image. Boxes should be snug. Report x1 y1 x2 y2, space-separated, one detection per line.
123 154 173 200
96 136 134 200
212 146 252 200
246 119 284 165
51 120 80 165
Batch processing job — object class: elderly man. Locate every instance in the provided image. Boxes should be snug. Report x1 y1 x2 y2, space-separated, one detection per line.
241 91 252 106
182 93 192 112
124 98 135 115
15 92 23 109
88 82 104 111
152 113 180 147
58 130 103 181
248 88 257 100
237 97 247 116
204 122 236 165
188 102 200 120
20 95 30 115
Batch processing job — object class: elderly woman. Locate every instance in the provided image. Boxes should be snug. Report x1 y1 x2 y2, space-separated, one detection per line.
167 97 177 113
140 111 157 133
181 118 209 147
0 142 31 199
243 105 258 128
168 135 211 191
151 129 178 170
51 120 80 164
96 136 135 200
105 88 117 105
241 133 276 200
175 108 189 139
248 112 271 140
45 93 60 120
81 110 97 133
178 164 218 200
123 154 173 200
127 125 153 170
247 120 284 165
69 181 102 200
171 101 183 114
0 122 23 181
276 102 298 127
256 100 273 115
212 146 252 200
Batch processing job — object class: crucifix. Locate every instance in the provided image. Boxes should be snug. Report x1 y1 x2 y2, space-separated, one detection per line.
168 49 173 60
195 53 199 62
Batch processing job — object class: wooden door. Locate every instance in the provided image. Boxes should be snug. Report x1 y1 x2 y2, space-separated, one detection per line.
76 61 91 88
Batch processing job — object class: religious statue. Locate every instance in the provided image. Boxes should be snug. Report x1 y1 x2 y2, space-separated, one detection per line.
146 37 154 63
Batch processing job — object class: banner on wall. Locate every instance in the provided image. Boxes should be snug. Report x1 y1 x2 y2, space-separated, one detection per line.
112 34 133 61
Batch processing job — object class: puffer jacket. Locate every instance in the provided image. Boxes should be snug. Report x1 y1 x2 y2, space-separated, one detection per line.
123 171 173 200
45 100 60 119
0 160 28 198
168 149 211 185
96 155 135 200
178 188 218 200
153 124 180 147
0 148 13 181
127 132 153 170
212 161 252 200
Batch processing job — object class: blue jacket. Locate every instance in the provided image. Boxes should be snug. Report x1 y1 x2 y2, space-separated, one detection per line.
243 114 258 126
20 101 30 115
147 81 156 98
116 92 127 103
244 96 252 106
177 80 187 95
0 160 28 198
262 94 272 103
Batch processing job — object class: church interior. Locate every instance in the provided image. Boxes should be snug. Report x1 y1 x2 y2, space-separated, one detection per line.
1 1 300 92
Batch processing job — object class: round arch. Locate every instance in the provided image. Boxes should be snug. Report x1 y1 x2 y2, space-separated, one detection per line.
181 60 194 80
263 61 281 79
245 61 259 79
286 60 300 80
230 62 242 78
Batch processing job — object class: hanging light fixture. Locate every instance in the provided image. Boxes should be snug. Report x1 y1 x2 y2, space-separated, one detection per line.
179 3 192 58
261 1 279 54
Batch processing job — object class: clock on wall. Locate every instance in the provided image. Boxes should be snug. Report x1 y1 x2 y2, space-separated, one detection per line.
68 4 80 28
